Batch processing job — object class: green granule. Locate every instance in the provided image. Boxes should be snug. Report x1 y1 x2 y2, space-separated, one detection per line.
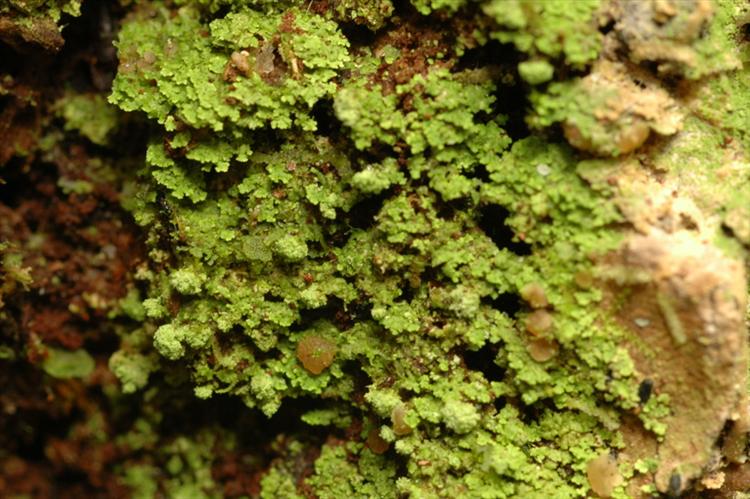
483 0 602 66
57 93 119 145
42 346 95 379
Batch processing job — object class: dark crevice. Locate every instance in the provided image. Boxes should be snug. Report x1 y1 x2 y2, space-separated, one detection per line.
715 418 736 452
456 40 517 72
347 189 391 230
439 197 473 220
0 161 55 208
457 40 530 141
398 285 416 304
109 114 150 158
310 98 341 138
494 76 531 141
55 470 90 486
151 389 330 456
355 143 404 167
493 397 507 412
339 22 378 50
74 326 121 356
212 4 233 20
463 343 505 382
57 1 121 92
465 163 489 183
0 42 21 72
393 451 410 482
721 223 743 246
516 398 554 425
324 222 354 248
434 201 455 221
391 0 417 17
340 361 373 407
293 297 353 331
599 19 616 35
478 204 532 256
0 370 82 459
482 292 522 317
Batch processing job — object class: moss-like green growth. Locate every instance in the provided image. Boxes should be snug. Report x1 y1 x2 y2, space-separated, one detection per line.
108 2 650 490
110 5 349 134
0 0 81 22
42 346 95 379
57 93 119 146
333 0 394 29
36 0 747 496
0 244 32 312
483 0 603 67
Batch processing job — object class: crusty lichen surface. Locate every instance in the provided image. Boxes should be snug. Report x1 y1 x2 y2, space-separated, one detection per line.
0 0 81 51
1 0 749 497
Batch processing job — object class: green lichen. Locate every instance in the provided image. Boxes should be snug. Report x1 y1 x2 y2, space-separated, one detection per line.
410 0 467 15
333 0 394 30
613 0 741 78
0 0 81 22
0 0 81 51
483 0 602 67
109 4 351 207
110 5 349 135
518 59 555 85
109 349 158 394
307 441 398 498
57 93 119 146
42 346 95 379
122 429 227 499
0 244 32 311
93 0 750 496
112 55 641 496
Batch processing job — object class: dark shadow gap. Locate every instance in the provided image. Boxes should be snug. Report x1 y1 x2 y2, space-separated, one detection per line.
463 343 505 382
478 204 532 256
482 292 523 317
339 22 378 50
347 189 392 230
310 98 342 138
457 40 530 141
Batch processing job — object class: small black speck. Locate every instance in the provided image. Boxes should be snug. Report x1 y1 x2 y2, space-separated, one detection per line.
667 473 682 497
638 378 653 405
